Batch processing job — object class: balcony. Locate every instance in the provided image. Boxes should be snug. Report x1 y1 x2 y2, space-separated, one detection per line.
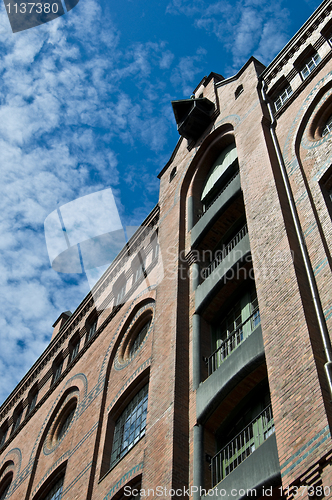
191 171 241 248
211 405 275 486
207 307 260 376
196 324 264 423
195 225 250 313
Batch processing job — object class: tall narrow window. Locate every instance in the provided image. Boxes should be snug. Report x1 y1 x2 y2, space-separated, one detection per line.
28 389 38 414
11 407 23 434
111 384 148 467
133 253 146 284
53 358 63 384
86 319 97 342
0 425 8 447
69 338 80 363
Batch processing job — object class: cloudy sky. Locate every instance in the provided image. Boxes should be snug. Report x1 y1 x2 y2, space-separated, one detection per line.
0 0 322 404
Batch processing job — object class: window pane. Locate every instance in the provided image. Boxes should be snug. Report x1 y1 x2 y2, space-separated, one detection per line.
111 384 148 467
130 320 151 357
28 392 38 414
42 475 64 500
322 114 332 137
57 405 76 441
87 320 97 341
54 361 63 383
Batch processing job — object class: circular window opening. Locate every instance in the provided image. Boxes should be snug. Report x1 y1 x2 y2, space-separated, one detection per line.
115 304 154 369
55 401 77 442
129 318 152 358
308 93 332 140
49 398 77 448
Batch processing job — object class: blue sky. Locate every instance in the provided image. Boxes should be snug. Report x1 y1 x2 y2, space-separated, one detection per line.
0 0 322 404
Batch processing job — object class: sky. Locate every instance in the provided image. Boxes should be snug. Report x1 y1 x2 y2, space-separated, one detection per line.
0 0 322 405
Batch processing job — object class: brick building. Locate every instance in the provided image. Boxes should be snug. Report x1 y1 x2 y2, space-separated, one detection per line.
1 1 332 499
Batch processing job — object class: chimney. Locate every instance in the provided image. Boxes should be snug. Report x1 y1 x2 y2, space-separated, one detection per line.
51 311 72 342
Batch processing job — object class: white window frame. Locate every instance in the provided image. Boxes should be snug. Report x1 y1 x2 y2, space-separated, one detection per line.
274 84 293 111
300 52 321 80
322 114 332 137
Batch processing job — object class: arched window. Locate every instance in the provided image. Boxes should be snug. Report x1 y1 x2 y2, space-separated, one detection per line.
110 384 149 468
27 385 38 414
33 466 66 500
0 472 13 500
129 319 152 358
40 475 64 500
201 143 238 209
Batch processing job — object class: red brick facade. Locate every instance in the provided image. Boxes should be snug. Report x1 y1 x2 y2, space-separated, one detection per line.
1 2 332 500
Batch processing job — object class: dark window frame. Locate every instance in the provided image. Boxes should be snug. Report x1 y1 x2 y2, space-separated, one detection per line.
52 356 64 385
110 384 149 468
11 405 23 435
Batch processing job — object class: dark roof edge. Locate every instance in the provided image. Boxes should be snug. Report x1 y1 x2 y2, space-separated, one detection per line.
216 56 266 88
261 0 331 78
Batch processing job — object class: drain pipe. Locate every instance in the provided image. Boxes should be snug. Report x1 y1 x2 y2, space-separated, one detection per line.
260 79 332 399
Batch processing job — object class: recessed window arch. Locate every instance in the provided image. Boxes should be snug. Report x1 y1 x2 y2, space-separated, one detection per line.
111 477 142 500
169 166 177 182
201 142 239 210
0 472 13 500
11 403 23 435
27 384 39 415
68 334 80 364
33 463 66 500
44 388 79 454
0 422 8 448
101 373 149 477
52 354 64 385
114 301 155 369
113 273 127 307
132 250 146 285
308 90 332 141
322 113 332 137
85 311 98 343
150 232 159 262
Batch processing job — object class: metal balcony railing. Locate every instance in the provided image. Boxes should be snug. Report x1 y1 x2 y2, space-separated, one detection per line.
201 224 248 281
211 405 274 486
199 170 240 218
207 307 260 375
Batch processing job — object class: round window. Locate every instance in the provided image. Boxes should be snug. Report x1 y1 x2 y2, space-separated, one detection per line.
114 302 154 370
44 390 79 454
55 401 77 442
129 318 152 358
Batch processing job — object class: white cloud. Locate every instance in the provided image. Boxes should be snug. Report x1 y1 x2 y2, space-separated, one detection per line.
0 0 183 403
170 48 207 95
166 0 292 73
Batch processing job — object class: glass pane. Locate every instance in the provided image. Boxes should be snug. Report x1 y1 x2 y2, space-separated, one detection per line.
111 384 148 467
